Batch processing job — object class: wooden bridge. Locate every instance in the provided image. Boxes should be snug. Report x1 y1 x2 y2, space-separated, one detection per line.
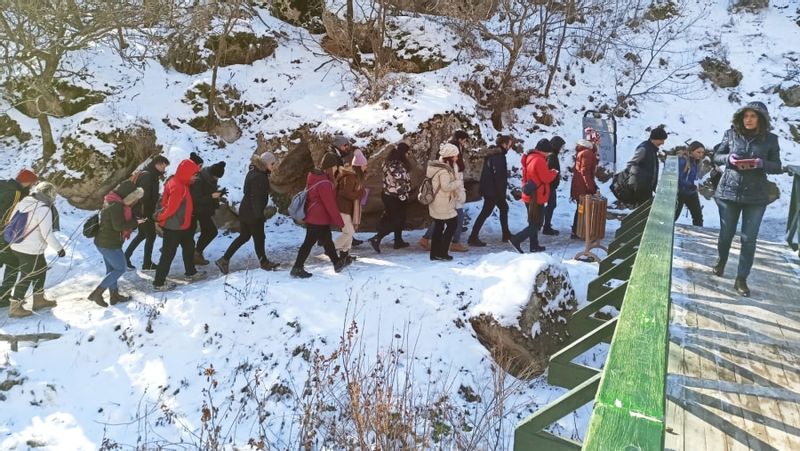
514 157 800 450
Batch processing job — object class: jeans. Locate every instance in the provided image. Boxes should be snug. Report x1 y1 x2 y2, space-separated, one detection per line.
675 192 703 226
294 224 339 269
194 215 218 253
11 251 47 299
470 195 510 239
154 229 196 286
431 217 457 258
96 246 127 290
125 220 157 266
0 240 20 301
374 194 407 243
511 202 540 250
544 189 557 229
424 208 464 243
715 199 767 279
223 218 266 262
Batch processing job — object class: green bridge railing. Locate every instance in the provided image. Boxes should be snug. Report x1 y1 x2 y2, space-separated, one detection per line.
514 156 678 450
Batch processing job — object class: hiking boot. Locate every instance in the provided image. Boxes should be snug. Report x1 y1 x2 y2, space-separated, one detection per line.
153 281 176 292
126 257 136 270
141 262 158 271
215 257 230 275
508 239 523 254
260 259 281 271
430 254 454 261
32 293 57 311
8 299 32 318
734 277 750 297
339 251 356 265
449 242 468 252
351 238 364 247
711 259 725 277
290 267 313 279
542 227 560 236
501 233 513 243
333 256 352 273
109 289 131 305
393 240 410 249
194 251 209 266
368 236 381 254
88 286 108 308
185 270 207 281
418 237 431 251
467 237 487 247
530 245 547 253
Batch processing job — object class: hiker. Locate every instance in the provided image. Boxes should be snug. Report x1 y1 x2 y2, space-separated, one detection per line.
627 127 668 204
334 149 368 263
467 135 513 247
6 182 64 318
570 139 599 239
216 153 280 274
509 140 558 253
711 101 782 297
87 181 146 307
368 143 413 253
0 169 38 308
542 136 566 235
291 169 349 278
153 159 203 291
320 136 353 181
675 141 706 227
189 151 204 168
426 143 464 261
191 161 226 265
125 155 170 270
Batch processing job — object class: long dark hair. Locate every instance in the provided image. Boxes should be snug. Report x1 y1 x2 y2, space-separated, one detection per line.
386 143 411 170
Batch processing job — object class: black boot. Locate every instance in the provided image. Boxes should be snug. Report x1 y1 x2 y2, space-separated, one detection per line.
368 236 381 253
339 251 356 264
711 259 725 277
734 278 750 297
291 266 312 279
333 256 352 273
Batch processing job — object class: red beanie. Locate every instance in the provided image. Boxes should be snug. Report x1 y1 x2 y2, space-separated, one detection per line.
16 169 38 185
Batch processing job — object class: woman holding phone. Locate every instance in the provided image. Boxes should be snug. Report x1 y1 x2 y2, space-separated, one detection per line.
711 101 782 297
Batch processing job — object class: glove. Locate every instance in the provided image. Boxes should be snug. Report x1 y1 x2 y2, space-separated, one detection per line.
57 249 66 258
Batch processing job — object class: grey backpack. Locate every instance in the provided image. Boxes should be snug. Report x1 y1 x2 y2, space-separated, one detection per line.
288 180 327 222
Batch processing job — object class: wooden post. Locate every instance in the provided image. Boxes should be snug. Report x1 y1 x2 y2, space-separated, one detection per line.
574 195 608 262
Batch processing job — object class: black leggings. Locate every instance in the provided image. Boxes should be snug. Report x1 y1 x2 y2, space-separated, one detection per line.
294 224 339 269
194 215 219 253
544 189 557 229
431 217 457 258
223 219 266 262
11 251 47 299
125 220 157 265
374 194 407 242
675 192 703 226
470 195 510 238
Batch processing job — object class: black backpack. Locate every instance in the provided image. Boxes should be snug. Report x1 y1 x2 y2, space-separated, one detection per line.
610 168 636 204
83 213 100 238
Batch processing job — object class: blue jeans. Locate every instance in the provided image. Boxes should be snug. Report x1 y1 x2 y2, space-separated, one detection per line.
715 199 767 279
424 208 464 243
97 246 127 290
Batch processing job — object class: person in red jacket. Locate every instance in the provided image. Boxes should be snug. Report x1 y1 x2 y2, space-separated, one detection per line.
153 158 202 290
291 169 349 279
509 139 559 253
570 139 599 239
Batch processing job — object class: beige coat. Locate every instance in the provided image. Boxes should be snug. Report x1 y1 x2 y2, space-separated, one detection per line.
426 161 462 220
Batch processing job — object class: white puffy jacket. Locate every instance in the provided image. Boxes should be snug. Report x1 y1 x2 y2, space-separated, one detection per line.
8 196 63 256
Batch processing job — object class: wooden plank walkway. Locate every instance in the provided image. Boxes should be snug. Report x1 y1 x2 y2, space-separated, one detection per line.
666 224 800 451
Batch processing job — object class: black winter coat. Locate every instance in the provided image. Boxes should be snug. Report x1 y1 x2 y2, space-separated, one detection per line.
713 128 782 204
546 152 561 190
135 162 162 219
627 140 660 193
238 166 271 223
190 169 219 218
478 146 508 198
0 179 26 227
95 201 138 249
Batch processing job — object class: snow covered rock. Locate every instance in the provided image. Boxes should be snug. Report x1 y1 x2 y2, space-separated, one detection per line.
699 57 743 89
779 85 800 107
469 261 577 380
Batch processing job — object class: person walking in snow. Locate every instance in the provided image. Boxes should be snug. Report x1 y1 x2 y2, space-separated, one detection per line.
0 169 38 308
191 161 226 266
419 130 471 252
627 127 668 205
6 182 64 318
368 142 413 253
320 136 354 181
675 141 706 227
467 135 513 247
291 169 350 278
542 136 566 235
87 181 146 307
125 155 169 270
427 143 464 261
570 139 599 239
153 158 203 290
711 101 782 297
216 153 280 274
509 140 559 253
334 149 368 263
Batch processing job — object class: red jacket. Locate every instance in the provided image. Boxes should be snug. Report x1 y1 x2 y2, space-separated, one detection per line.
571 147 598 200
304 170 345 228
521 151 557 205
158 159 200 230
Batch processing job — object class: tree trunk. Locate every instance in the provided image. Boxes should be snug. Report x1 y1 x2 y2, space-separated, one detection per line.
544 16 568 98
38 114 57 162
207 34 227 131
346 0 354 58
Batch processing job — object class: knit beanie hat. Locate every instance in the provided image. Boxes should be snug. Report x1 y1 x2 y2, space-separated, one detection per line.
352 149 368 167
115 181 144 205
209 161 226 178
16 169 38 185
332 136 351 148
550 136 566 152
649 127 668 140
439 142 459 159
576 139 594 150
189 152 204 167
535 138 553 153
452 130 469 141
31 182 57 205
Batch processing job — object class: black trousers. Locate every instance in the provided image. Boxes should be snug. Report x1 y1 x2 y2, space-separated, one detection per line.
675 192 703 226
374 193 407 242
194 215 218 253
11 251 47 299
0 240 20 301
294 224 339 269
431 217 457 258
154 229 196 285
544 189 557 229
470 195 510 238
223 218 266 262
125 220 158 266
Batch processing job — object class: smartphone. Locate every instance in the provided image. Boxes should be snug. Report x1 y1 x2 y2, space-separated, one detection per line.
735 158 759 170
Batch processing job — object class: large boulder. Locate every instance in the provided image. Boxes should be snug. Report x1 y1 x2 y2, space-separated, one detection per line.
46 123 162 210
779 85 800 107
699 57 743 89
469 262 577 379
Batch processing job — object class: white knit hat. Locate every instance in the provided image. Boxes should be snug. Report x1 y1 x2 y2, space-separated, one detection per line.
577 139 594 149
439 142 459 159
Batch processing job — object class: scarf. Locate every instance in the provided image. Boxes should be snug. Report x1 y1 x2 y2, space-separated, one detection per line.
104 192 134 239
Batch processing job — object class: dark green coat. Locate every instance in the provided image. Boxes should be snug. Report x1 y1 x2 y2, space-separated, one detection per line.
0 179 26 226
94 201 138 249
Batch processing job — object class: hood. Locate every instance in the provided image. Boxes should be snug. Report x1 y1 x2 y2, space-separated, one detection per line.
733 101 771 135
174 159 200 185
15 195 45 213
306 169 330 187
427 160 454 176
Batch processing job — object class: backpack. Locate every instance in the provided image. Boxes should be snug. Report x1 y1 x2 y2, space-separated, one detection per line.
3 210 31 244
83 213 100 238
417 170 444 206
288 180 328 222
610 168 636 204
130 170 144 185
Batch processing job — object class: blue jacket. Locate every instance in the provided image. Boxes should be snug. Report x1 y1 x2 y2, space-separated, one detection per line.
678 157 699 195
478 146 508 198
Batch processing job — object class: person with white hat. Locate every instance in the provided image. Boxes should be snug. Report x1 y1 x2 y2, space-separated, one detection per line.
570 138 599 239
426 142 464 261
